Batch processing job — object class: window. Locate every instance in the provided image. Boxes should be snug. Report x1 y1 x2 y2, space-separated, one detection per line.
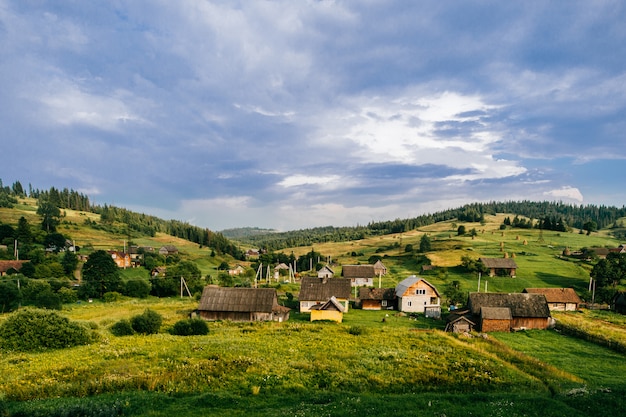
415 289 426 295
381 300 387 307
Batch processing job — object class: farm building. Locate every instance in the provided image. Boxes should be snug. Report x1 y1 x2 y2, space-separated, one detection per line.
467 292 551 332
341 264 375 287
480 257 518 277
358 287 396 310
0 260 27 276
197 286 290 322
395 275 441 316
444 309 476 333
522 288 582 311
299 276 351 313
373 260 387 276
317 265 334 279
310 296 345 323
158 245 179 256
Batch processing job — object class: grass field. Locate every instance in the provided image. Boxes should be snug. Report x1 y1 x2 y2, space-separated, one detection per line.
1 299 626 416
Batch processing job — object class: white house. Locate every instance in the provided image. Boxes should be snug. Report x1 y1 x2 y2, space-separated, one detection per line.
395 275 441 315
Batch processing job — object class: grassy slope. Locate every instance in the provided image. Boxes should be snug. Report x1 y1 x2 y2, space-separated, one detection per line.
280 213 622 298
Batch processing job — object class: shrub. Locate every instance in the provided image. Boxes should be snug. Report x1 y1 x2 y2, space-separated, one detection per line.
123 279 151 298
131 309 162 334
0 308 94 351
169 318 209 336
348 325 366 336
102 291 123 303
58 287 78 304
110 319 135 336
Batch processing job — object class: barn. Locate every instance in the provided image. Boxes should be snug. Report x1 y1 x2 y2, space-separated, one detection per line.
480 257 518 277
197 286 290 322
358 287 396 310
467 292 551 332
522 288 582 311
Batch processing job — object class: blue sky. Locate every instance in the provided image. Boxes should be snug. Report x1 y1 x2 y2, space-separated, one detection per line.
1 1 625 231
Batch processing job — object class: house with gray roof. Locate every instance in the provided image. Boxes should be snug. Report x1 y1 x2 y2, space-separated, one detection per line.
299 276 351 313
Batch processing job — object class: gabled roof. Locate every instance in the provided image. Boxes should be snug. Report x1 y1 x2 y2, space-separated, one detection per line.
395 275 440 297
299 277 351 300
480 258 518 269
522 288 582 304
481 306 512 320
310 296 345 312
318 265 334 273
467 292 550 318
274 263 290 270
198 286 280 313
0 260 27 274
358 287 396 301
341 264 375 278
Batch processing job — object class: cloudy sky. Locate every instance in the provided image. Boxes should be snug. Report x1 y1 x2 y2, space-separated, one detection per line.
1 1 625 231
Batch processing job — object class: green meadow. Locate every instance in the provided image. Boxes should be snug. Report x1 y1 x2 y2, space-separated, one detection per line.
1 299 625 416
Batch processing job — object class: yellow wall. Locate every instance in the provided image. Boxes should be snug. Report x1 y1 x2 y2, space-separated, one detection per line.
311 310 343 323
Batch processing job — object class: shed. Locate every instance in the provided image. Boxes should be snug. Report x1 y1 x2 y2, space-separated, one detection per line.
444 310 476 333
467 292 551 331
373 260 387 276
299 276 351 313
310 296 345 323
341 264 375 287
480 258 518 277
480 307 512 332
317 265 334 279
197 286 290 322
522 288 582 311
358 287 396 310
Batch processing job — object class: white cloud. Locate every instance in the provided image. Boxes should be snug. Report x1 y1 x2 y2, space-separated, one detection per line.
543 186 584 202
278 174 342 188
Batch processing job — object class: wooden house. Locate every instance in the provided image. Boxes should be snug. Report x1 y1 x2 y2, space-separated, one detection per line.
373 260 387 276
522 288 582 311
0 260 27 276
299 276 351 313
395 275 441 315
197 286 290 322
317 265 334 279
228 265 246 276
310 296 345 323
108 251 131 268
444 309 476 333
358 287 396 310
480 257 518 277
341 264 375 287
158 245 179 256
467 292 551 332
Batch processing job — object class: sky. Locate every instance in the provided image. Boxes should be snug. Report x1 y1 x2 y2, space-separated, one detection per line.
1 1 625 232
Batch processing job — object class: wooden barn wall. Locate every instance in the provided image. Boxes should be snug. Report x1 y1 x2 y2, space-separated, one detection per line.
199 311 273 322
481 319 511 332
361 300 382 310
511 317 549 330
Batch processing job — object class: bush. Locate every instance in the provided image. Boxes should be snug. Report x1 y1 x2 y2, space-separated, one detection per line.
348 325 366 336
131 309 162 334
110 319 135 336
58 287 78 304
102 291 123 303
169 318 209 336
0 308 94 351
123 279 151 298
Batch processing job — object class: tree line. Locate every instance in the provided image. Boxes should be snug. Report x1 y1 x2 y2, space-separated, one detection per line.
240 200 626 251
0 178 243 260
